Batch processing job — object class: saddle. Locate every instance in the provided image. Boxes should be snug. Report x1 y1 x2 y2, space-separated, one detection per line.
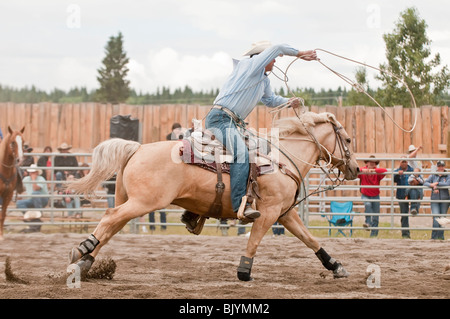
179 127 275 220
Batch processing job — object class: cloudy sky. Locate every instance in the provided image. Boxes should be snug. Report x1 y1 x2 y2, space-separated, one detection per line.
1 0 449 94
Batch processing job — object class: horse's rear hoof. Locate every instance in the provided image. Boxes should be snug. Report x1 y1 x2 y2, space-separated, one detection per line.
69 247 82 264
333 263 350 278
237 256 254 281
71 254 95 280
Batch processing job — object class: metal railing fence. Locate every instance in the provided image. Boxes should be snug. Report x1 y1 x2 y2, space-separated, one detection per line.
3 154 449 236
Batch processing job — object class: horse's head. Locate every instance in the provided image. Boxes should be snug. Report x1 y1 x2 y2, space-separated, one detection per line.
275 112 359 181
315 115 359 180
6 126 25 164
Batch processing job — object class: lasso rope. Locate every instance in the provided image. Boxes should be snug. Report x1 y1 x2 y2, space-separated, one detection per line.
270 48 418 133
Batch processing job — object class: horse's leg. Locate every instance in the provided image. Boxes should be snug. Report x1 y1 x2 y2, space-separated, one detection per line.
278 208 349 278
0 194 13 240
68 199 158 276
0 204 6 240
237 208 280 281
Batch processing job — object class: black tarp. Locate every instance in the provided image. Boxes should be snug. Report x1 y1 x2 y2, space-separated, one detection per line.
110 114 139 141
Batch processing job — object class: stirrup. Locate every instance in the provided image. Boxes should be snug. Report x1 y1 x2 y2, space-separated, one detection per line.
243 205 260 220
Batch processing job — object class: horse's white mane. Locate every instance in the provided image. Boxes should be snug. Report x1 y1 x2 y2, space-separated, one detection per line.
274 112 338 137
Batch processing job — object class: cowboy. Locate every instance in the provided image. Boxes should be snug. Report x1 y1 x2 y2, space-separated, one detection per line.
181 41 317 229
16 164 49 212
54 142 79 188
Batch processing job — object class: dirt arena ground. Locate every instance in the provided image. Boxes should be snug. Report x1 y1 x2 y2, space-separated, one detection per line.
0 232 448 301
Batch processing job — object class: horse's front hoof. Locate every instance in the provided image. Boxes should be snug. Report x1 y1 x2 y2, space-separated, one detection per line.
237 271 253 281
333 262 350 278
237 256 254 281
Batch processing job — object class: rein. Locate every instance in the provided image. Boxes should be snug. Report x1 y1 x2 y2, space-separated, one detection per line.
279 120 352 215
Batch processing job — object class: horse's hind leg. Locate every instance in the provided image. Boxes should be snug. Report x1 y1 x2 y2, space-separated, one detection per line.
0 205 6 240
278 208 349 278
68 199 153 276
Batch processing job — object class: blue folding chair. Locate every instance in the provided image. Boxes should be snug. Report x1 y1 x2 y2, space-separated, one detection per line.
323 201 355 237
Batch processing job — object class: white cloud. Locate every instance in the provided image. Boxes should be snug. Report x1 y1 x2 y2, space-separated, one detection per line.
128 48 233 93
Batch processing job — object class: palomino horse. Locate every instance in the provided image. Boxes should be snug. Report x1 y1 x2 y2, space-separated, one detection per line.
68 112 359 281
0 126 25 240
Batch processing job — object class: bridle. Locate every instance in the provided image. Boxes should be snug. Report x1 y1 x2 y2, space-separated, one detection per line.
274 119 355 215
313 122 353 185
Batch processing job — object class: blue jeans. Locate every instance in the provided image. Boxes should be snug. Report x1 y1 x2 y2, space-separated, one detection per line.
16 191 49 212
206 108 249 212
362 194 380 237
148 211 167 230
430 202 448 240
398 202 411 238
64 197 81 217
407 188 423 212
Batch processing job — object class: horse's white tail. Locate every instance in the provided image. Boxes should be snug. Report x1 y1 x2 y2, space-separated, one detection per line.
69 138 140 196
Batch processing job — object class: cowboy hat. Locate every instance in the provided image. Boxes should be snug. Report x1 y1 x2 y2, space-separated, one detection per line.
242 40 272 56
408 144 417 153
26 164 42 175
24 210 42 220
57 142 72 151
364 155 379 165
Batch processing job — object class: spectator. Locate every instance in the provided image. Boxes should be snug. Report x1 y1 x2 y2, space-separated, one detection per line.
166 122 184 140
37 146 53 181
19 144 35 177
20 210 43 233
272 221 285 236
358 155 387 237
148 211 167 231
393 158 414 239
54 142 78 189
16 164 49 213
57 174 81 218
424 160 450 240
103 174 116 208
407 144 422 169
408 167 424 215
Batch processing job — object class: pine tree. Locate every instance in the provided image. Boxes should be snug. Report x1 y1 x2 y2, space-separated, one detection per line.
377 7 450 107
96 32 131 103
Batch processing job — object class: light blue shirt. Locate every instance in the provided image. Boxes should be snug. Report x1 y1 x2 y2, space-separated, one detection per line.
214 44 299 120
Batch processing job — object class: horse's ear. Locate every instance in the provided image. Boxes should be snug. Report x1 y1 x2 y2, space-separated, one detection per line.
20 126 25 134
8 126 13 134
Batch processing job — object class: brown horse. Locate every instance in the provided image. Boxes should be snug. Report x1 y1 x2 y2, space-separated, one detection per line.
0 126 25 240
68 112 359 281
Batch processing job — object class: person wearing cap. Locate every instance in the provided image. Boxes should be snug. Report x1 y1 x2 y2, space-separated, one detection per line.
424 160 450 240
358 155 387 237
54 142 79 189
200 41 316 223
393 158 415 238
16 164 49 213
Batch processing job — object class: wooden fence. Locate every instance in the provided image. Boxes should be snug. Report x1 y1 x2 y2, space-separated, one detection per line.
0 103 448 160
